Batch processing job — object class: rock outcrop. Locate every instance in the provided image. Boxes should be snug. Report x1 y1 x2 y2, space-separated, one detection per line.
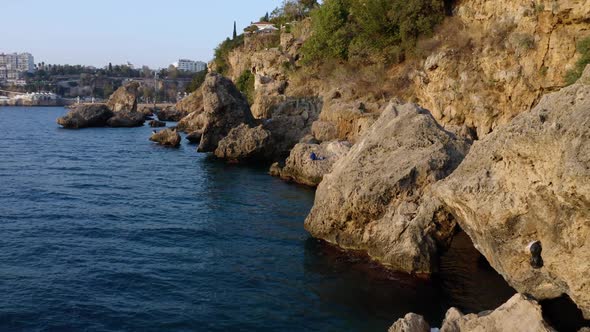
434 66 590 318
176 86 204 116
304 102 470 273
262 98 322 158
198 73 255 152
411 0 590 138
149 128 181 147
106 81 139 112
440 294 556 332
214 124 273 163
177 109 206 133
156 105 184 122
106 111 145 127
388 313 430 332
57 104 113 129
275 140 351 187
387 294 556 332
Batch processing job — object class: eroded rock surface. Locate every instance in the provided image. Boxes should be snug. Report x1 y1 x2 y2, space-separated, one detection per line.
304 102 470 273
198 73 255 152
149 128 181 147
214 124 273 163
388 313 430 332
106 81 139 112
440 294 556 332
276 140 351 187
434 66 590 318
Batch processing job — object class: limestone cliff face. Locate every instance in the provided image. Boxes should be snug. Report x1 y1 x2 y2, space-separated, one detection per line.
413 0 590 138
434 66 590 318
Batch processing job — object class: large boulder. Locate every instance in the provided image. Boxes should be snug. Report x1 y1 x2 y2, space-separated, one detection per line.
440 294 556 332
106 81 139 112
214 124 273 163
176 86 204 116
198 73 255 152
387 294 556 332
57 104 113 129
177 109 206 133
149 128 181 147
434 66 590 318
276 140 351 187
106 111 145 127
304 102 470 273
262 98 322 159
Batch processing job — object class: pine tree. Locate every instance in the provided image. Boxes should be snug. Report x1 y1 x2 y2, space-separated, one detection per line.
232 21 237 39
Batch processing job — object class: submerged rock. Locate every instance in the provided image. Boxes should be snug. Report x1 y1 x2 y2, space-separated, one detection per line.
57 104 113 129
276 140 351 187
214 124 273 163
434 66 590 318
107 111 145 127
106 81 139 112
149 128 181 147
304 102 470 273
198 73 254 152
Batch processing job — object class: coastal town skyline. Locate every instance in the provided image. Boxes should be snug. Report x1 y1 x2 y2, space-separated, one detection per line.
2 0 283 68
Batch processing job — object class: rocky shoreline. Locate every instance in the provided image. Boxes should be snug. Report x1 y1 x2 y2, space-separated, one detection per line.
54 1 590 329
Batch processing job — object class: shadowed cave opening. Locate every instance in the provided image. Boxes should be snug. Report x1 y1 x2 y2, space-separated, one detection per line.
541 295 590 332
434 212 589 331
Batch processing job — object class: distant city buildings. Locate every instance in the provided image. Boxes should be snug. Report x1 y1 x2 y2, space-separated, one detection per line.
0 52 35 84
173 59 206 73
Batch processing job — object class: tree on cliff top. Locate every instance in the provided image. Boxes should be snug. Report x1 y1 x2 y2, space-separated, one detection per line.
301 0 445 64
233 21 237 39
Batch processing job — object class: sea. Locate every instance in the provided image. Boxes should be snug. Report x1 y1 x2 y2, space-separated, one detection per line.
0 106 518 331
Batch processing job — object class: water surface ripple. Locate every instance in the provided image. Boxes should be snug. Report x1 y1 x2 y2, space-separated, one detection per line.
0 107 514 331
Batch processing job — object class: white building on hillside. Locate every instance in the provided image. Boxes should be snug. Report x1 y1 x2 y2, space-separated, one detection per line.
173 59 206 73
0 52 35 82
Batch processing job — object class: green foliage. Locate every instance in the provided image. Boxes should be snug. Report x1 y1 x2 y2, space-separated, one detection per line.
213 35 245 76
301 0 445 64
185 70 207 93
565 36 590 85
235 69 255 105
269 0 318 26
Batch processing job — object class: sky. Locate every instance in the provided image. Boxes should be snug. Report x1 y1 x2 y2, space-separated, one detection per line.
1 0 283 68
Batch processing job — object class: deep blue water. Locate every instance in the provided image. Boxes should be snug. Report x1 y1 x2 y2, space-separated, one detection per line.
0 107 516 332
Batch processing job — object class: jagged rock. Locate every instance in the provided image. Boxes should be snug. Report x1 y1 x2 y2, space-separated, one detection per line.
156 106 184 122
57 104 113 129
106 111 145 127
434 66 590 318
177 109 206 133
149 128 181 147
440 294 556 332
388 313 430 332
176 86 204 115
214 124 273 163
304 102 470 273
149 120 166 128
138 105 155 118
106 81 139 112
262 98 322 158
276 140 351 187
198 73 254 152
185 131 202 144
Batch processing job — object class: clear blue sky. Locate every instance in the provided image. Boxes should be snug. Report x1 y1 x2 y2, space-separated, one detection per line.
1 0 283 68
